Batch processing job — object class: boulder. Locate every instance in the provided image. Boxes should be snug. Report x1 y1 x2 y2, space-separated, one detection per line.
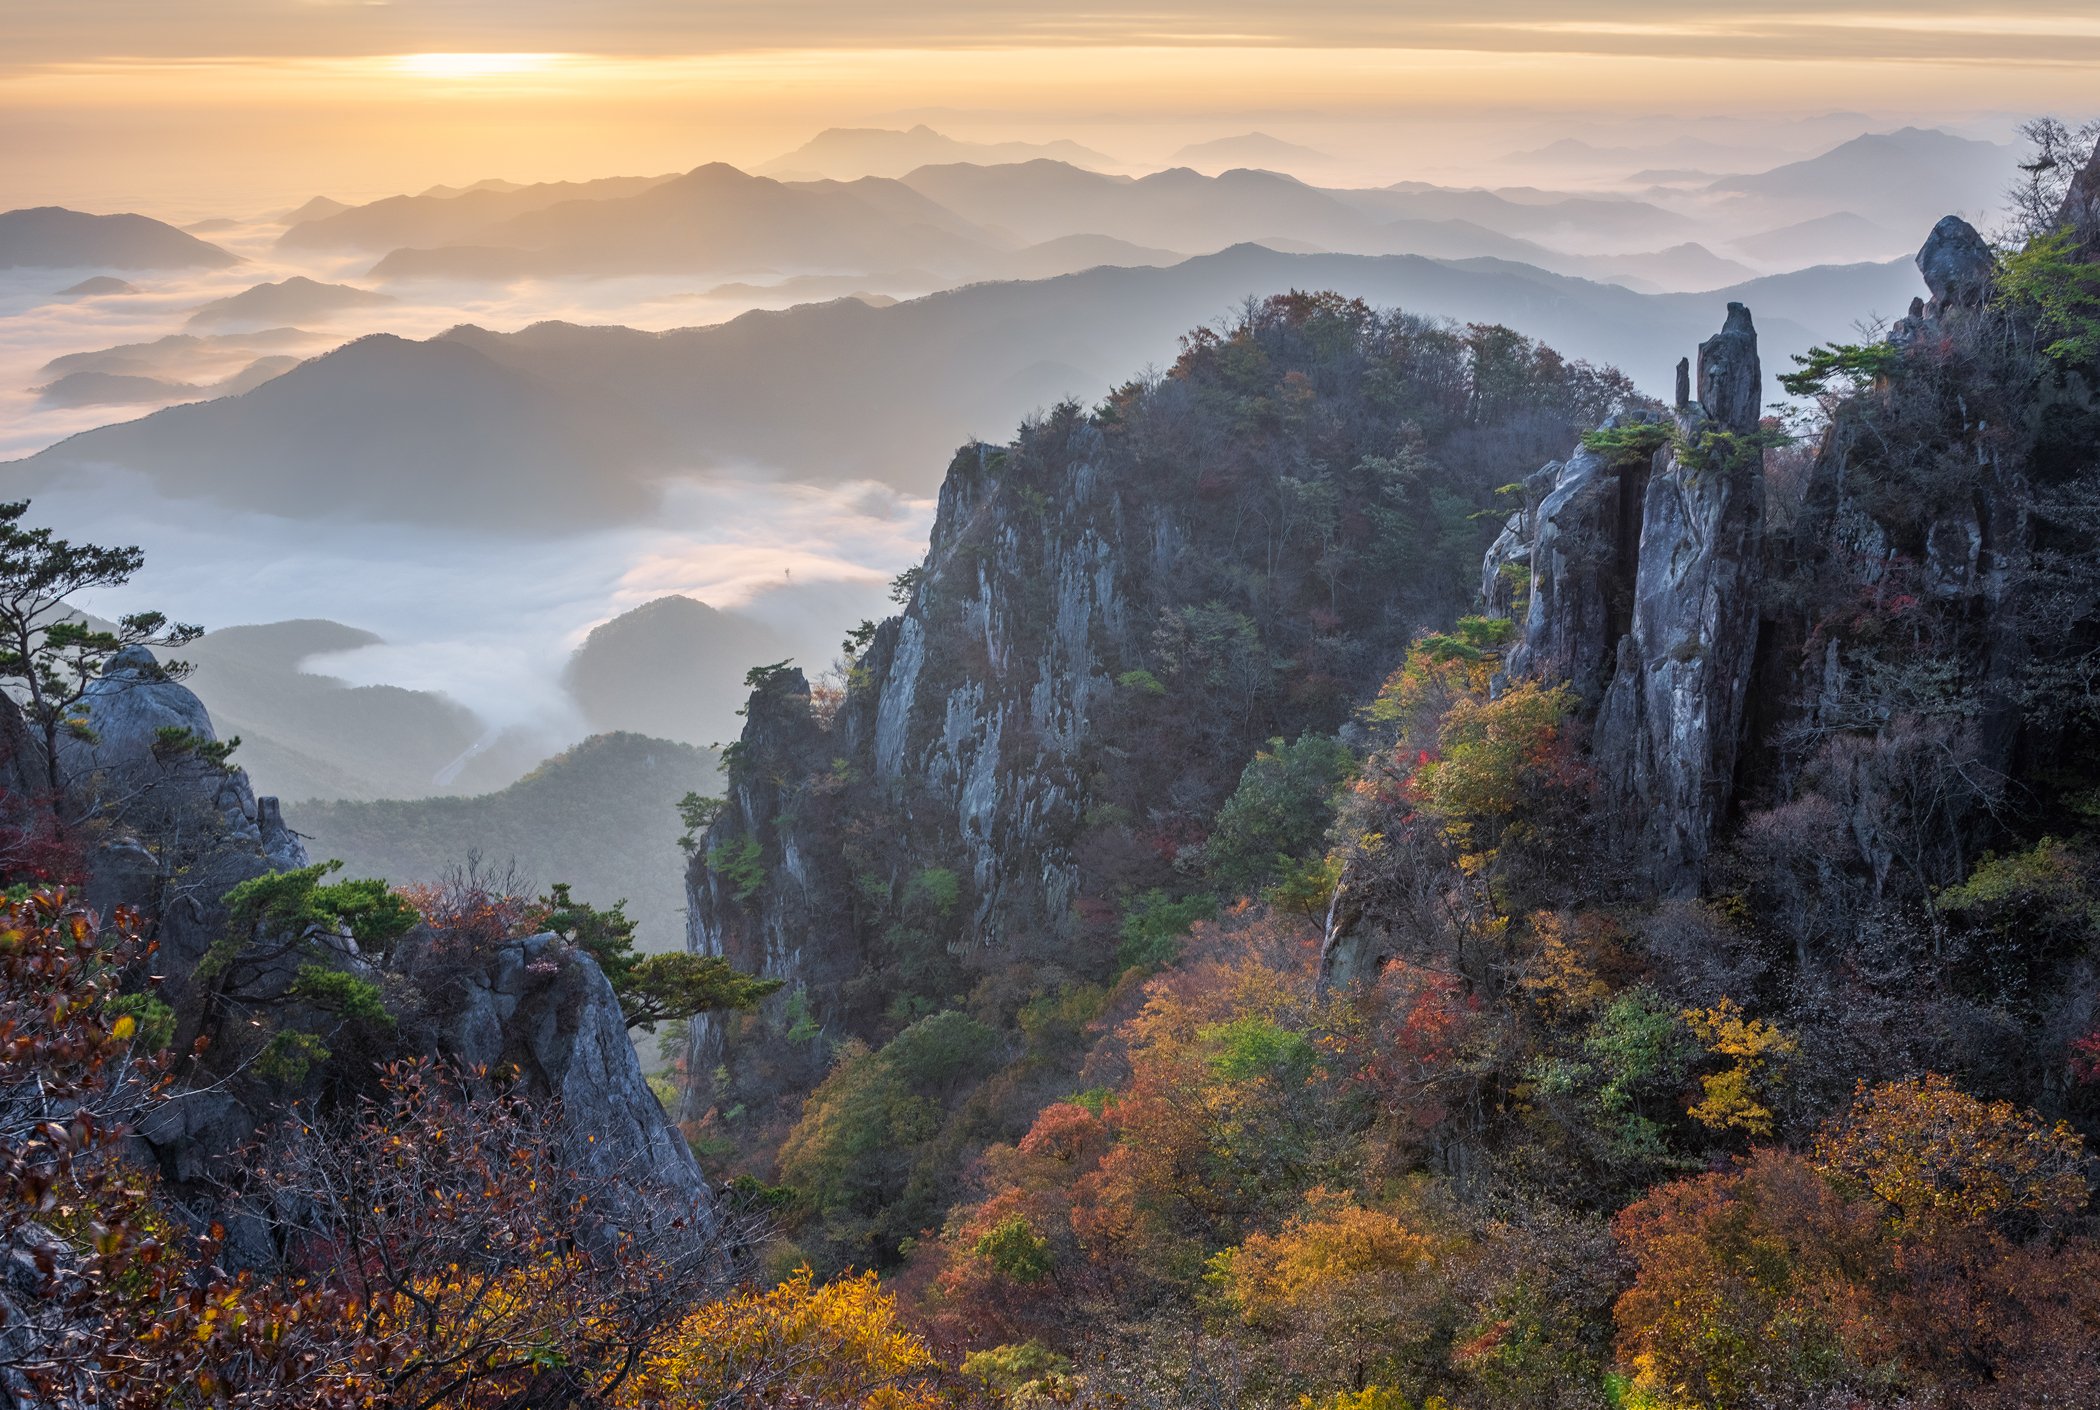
59 647 307 987
1916 214 1994 312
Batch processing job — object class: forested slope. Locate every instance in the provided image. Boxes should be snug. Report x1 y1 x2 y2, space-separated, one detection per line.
676 146 2100 1409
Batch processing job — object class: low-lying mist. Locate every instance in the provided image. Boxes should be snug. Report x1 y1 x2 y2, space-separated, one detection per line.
52 464 921 786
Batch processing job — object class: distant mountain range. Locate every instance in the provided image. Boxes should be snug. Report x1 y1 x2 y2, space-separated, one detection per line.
1170 133 1333 170
277 173 678 252
17 332 674 529
41 328 316 380
361 163 1002 280
1730 211 1910 268
1 206 239 270
1705 127 2013 231
260 157 1715 287
37 356 297 408
194 127 2005 299
9 243 1928 529
759 124 1118 180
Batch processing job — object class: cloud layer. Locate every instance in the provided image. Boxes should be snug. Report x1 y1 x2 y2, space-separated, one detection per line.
14 3 2100 65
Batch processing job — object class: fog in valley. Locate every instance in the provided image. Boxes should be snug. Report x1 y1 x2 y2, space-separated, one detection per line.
0 79 2072 942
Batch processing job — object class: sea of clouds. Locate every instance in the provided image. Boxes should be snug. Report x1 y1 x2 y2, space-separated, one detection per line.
3 220 936 761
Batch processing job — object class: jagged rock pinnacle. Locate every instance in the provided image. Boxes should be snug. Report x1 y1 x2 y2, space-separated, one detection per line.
1696 302 1761 435
2060 137 2100 256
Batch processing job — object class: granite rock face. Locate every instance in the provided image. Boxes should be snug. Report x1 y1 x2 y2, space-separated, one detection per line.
1495 304 1767 890
1593 306 1765 889
61 646 308 995
1501 409 1665 706
398 929 710 1209
681 662 853 1082
1916 214 1995 312
40 649 707 1229
2060 137 2100 255
682 431 1134 1091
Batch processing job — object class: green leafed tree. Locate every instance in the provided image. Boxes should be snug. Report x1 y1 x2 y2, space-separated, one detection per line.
539 881 781 1031
0 500 205 801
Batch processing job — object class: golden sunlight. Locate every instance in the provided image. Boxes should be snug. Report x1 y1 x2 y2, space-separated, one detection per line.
390 52 563 79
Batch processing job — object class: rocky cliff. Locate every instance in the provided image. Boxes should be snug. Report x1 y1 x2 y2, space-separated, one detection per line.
1482 303 1769 889
1476 201 2084 906
18 652 709 1222
681 301 1638 1115
68 645 310 1008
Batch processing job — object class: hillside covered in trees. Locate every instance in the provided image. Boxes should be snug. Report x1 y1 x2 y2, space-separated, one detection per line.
669 134 2100 1408
1 130 2098 1410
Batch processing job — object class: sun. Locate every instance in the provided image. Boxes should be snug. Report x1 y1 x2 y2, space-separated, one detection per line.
390 53 562 80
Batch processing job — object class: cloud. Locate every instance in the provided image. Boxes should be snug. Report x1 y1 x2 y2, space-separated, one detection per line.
12 3 2100 67
47 465 931 747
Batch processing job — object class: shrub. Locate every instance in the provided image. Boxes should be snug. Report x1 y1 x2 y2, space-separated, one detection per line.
1207 733 1357 890
1118 889 1217 970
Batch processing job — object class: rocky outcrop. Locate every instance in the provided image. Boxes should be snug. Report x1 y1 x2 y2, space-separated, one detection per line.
677 302 1642 1121
1592 304 1766 888
43 649 709 1228
2061 137 2100 256
682 663 855 1082
61 647 308 999
396 929 710 1210
1495 304 1767 889
682 432 1138 1089
1916 215 1995 312
1499 410 1663 705
1893 214 1996 349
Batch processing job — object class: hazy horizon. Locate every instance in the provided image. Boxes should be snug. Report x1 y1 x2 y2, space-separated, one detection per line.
10 3 2100 213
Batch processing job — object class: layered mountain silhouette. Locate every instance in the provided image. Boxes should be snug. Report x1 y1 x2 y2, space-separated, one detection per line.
42 329 315 380
1170 132 1333 171
1706 127 2013 230
170 619 544 802
184 276 396 329
16 332 673 529
363 163 1004 280
269 158 1726 287
759 124 1117 179
1 207 239 269
897 161 1699 254
1730 211 1910 268
245 129 1981 293
277 173 679 252
36 356 297 408
10 244 1926 530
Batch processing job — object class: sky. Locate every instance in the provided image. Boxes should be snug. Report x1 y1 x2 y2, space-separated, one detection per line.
7 3 2100 213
